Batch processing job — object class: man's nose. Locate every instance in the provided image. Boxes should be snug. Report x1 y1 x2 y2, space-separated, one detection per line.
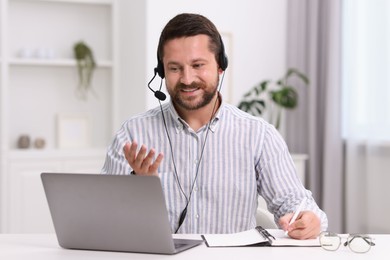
180 67 195 85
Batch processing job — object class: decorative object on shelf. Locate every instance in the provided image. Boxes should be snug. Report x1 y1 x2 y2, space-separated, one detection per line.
73 41 96 100
17 135 31 149
34 138 46 149
35 48 55 59
18 47 33 59
237 68 309 129
57 115 89 149
18 47 55 59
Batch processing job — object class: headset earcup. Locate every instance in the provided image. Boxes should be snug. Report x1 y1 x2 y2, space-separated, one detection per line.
218 36 228 71
156 58 165 79
219 52 228 71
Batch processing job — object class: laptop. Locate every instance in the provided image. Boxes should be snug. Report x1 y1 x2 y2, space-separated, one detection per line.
41 172 203 254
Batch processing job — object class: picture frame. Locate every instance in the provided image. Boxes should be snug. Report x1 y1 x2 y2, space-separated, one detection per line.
220 32 233 104
57 115 89 149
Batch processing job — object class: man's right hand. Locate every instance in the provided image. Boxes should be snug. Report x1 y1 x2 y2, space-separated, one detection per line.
123 141 164 176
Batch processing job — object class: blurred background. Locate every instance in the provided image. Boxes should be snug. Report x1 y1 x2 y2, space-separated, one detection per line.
0 0 388 234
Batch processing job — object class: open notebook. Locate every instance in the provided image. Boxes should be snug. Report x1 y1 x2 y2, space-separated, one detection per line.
201 226 320 247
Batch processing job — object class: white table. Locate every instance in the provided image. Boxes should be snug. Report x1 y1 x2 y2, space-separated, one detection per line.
0 233 387 260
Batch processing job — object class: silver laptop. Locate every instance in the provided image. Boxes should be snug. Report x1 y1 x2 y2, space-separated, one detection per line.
41 173 202 254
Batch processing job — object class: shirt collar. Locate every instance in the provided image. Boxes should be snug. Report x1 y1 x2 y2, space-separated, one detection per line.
167 93 225 134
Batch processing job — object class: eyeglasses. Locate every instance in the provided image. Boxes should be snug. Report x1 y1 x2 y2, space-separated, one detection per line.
319 231 375 253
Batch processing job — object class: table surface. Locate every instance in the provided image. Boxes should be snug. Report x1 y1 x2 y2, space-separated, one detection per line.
0 233 387 260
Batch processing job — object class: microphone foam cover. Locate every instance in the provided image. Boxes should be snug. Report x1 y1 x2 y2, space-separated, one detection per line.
154 91 166 101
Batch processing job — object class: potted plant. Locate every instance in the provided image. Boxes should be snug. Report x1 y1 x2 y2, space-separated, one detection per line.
74 41 96 100
237 68 309 129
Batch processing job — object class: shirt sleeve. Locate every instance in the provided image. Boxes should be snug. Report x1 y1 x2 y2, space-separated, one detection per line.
256 123 328 231
101 124 132 175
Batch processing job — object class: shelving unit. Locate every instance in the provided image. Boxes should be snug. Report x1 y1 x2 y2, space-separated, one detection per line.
0 0 120 233
6 0 116 150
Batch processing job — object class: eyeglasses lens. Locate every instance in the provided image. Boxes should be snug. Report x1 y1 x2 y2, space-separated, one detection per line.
347 235 372 253
319 233 341 251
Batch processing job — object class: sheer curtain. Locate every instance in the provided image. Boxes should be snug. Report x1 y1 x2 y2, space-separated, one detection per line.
285 0 343 232
343 0 390 233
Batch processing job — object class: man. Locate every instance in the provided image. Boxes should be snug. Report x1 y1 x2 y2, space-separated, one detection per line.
102 13 327 238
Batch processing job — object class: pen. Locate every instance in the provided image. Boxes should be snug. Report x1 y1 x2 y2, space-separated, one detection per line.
285 197 307 235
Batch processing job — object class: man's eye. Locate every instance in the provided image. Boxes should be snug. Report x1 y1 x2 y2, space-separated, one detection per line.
168 67 179 72
193 63 204 69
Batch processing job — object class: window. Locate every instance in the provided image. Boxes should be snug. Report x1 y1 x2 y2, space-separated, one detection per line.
342 0 390 141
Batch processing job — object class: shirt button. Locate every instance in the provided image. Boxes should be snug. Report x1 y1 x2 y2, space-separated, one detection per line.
194 159 198 165
196 214 199 219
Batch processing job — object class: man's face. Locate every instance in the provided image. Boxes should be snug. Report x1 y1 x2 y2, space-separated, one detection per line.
162 35 220 111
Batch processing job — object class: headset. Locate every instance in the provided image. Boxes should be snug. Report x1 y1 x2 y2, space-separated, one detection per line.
155 35 228 79
147 34 228 233
148 34 228 101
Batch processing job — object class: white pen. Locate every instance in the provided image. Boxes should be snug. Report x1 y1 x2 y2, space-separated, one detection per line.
285 197 307 235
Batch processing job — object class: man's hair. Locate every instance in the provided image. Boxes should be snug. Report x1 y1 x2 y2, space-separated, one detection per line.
157 13 223 67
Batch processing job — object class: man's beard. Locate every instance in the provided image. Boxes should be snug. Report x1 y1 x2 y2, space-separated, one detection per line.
169 79 219 111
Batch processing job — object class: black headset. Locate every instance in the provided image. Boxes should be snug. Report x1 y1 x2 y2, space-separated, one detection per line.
154 34 228 79
148 35 228 101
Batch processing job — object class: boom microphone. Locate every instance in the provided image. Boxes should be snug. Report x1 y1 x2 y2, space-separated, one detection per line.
148 68 166 101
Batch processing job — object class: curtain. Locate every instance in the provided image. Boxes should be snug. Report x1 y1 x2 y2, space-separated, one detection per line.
285 0 343 232
343 0 390 234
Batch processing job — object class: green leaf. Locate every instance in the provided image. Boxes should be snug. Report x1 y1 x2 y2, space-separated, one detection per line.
270 87 298 109
260 81 269 91
238 100 266 116
285 68 309 85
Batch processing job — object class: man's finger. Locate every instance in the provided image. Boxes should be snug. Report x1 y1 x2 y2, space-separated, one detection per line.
148 153 164 173
141 149 156 169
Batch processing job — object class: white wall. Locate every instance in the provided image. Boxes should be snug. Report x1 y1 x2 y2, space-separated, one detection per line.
116 0 148 125
143 0 287 110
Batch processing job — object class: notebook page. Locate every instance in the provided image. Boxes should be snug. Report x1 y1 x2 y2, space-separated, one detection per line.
202 229 268 247
267 229 320 247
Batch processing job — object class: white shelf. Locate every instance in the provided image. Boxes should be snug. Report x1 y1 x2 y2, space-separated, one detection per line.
8 148 106 160
12 0 114 5
9 58 113 68
291 153 308 161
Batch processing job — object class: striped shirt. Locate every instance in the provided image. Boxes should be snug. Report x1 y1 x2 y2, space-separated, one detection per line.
101 100 328 234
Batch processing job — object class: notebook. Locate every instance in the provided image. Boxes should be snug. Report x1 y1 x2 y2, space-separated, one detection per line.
41 173 203 254
201 226 320 247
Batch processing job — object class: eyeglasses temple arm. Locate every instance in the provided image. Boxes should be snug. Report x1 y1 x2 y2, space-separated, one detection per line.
343 236 376 247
